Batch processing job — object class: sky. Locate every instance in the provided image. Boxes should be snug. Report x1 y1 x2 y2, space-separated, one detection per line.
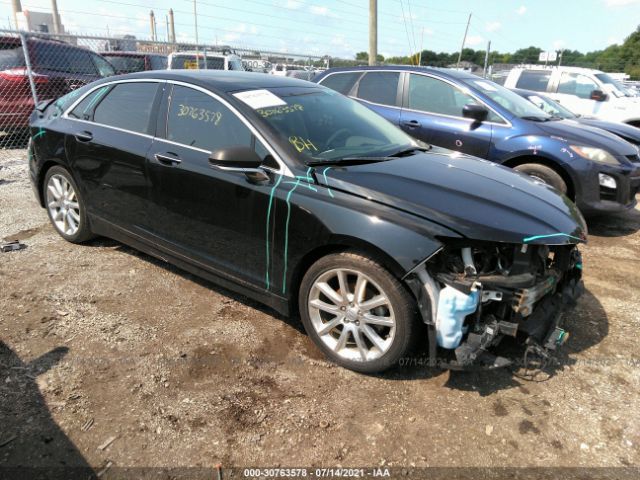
2 0 640 59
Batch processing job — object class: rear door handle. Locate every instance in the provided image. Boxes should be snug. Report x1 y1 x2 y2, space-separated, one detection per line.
75 131 93 142
402 120 421 128
154 153 182 166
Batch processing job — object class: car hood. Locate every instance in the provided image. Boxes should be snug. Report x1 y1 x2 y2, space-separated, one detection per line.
577 118 640 144
534 119 638 156
315 149 587 245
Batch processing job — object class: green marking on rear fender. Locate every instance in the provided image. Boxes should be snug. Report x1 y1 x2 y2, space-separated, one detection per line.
32 127 45 140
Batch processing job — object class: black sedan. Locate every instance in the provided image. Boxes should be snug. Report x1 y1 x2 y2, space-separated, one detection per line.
29 71 586 373
512 88 640 147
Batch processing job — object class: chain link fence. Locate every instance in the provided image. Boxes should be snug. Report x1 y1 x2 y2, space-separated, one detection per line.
0 28 323 160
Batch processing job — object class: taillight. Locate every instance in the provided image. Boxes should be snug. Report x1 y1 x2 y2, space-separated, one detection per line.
0 68 49 83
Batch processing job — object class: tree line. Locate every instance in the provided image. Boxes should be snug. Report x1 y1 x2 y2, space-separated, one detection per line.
330 26 640 79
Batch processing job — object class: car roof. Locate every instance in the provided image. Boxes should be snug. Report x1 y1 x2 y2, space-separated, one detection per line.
101 51 165 57
318 65 479 80
511 65 604 74
109 70 318 93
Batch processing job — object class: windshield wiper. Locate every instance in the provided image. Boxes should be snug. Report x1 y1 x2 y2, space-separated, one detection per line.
520 115 552 122
306 157 392 167
389 146 431 157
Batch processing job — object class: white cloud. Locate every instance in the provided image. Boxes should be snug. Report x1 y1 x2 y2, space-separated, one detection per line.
283 0 303 9
552 39 566 50
607 36 621 45
310 5 329 15
605 0 640 5
516 5 527 15
485 21 501 32
466 35 485 47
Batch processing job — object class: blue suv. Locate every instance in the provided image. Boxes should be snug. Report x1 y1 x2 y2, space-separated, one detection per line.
314 66 640 216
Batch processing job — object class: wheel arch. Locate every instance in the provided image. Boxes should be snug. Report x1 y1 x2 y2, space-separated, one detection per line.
37 159 68 207
287 236 411 313
501 155 577 201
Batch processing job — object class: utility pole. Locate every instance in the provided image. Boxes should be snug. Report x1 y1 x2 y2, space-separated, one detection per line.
456 12 472 69
193 0 200 69
368 0 377 66
418 26 425 66
483 40 491 78
558 49 564 66
51 0 62 33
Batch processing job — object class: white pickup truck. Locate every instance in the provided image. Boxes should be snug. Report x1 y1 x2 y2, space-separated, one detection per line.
503 66 640 126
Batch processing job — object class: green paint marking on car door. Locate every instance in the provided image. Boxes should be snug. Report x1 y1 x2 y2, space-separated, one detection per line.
282 178 301 294
264 173 284 290
322 167 334 198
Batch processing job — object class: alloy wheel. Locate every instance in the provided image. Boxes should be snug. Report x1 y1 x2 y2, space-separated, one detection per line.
308 268 396 362
46 174 81 236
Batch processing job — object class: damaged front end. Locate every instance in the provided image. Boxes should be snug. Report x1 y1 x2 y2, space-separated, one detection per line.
406 240 584 370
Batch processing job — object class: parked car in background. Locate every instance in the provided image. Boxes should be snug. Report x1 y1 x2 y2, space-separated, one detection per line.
315 66 640 216
512 88 640 146
100 52 167 73
0 35 115 131
28 70 586 372
503 66 640 126
167 50 244 71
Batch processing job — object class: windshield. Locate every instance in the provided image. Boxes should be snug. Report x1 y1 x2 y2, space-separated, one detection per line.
103 55 145 73
464 78 552 119
170 55 225 70
594 73 633 97
523 93 576 119
245 87 416 162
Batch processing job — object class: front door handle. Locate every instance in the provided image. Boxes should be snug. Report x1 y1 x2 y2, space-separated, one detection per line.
402 120 421 128
154 153 182 166
75 131 93 142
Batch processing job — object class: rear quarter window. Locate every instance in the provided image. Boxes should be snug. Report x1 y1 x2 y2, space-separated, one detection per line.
318 72 362 95
515 70 551 92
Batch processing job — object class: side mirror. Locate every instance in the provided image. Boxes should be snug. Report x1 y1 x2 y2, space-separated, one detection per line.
208 146 269 182
462 103 489 122
590 89 608 102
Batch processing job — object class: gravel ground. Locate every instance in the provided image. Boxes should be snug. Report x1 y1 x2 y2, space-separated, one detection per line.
1 151 639 477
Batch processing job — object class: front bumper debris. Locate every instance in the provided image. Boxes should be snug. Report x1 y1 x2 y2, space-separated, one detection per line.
406 242 584 372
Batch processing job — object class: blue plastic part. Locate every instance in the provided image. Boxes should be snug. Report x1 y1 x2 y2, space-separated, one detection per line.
436 286 480 349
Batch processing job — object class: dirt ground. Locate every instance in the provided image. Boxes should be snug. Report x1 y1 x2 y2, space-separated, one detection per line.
1 150 639 477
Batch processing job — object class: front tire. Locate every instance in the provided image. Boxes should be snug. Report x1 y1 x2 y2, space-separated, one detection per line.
43 166 94 243
299 251 417 373
513 163 568 195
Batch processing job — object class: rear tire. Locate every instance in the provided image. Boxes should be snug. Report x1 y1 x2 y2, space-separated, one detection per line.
43 166 94 243
514 163 568 195
299 251 418 373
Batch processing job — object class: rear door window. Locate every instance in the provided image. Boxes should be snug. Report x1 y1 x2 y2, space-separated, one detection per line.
32 43 98 75
319 72 362 95
93 82 159 134
356 71 400 106
515 70 551 92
